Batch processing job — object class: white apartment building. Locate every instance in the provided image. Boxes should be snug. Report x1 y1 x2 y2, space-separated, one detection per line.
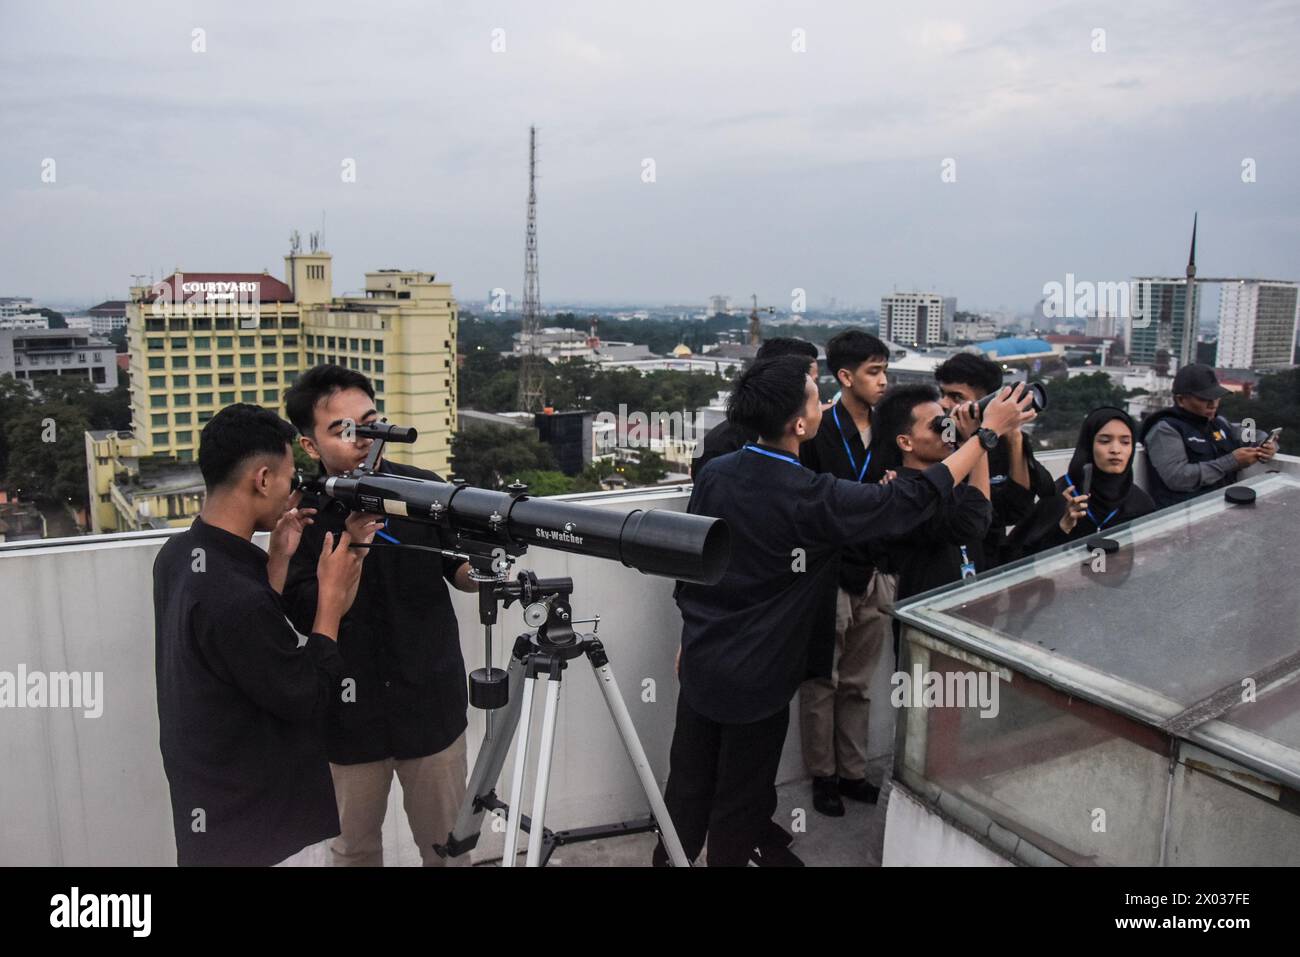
1216 280 1299 369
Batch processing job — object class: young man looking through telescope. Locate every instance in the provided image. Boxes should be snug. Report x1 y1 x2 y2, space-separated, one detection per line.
282 365 478 867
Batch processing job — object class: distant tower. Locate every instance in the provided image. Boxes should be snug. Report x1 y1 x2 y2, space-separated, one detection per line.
1185 211 1198 369
517 126 544 412
1154 214 1196 377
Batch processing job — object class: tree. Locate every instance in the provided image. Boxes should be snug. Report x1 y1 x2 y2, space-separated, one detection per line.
511 469 573 496
1221 368 1300 446
0 374 36 482
4 402 91 504
1031 372 1132 449
0 372 131 508
615 450 668 485
450 425 558 489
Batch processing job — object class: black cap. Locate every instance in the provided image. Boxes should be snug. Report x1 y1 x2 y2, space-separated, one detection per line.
1172 363 1230 400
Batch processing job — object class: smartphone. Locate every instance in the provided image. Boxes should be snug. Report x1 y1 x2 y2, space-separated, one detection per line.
1257 427 1282 448
1081 463 1094 497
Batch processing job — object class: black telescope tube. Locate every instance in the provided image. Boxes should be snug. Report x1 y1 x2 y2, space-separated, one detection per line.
322 473 730 584
355 422 418 443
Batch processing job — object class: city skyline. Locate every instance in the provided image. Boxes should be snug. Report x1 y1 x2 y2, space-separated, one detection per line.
3 1 1299 312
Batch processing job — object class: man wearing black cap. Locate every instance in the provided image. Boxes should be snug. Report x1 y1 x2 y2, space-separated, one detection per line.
1138 363 1277 509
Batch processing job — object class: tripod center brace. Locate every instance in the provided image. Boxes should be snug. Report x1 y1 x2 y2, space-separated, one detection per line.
434 546 690 868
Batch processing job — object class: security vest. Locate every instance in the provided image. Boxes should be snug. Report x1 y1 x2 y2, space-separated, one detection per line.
1140 408 1239 509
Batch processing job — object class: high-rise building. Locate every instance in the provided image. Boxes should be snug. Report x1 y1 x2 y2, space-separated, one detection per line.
1126 278 1200 370
1215 281 1300 369
942 297 958 342
1086 310 1119 339
91 243 459 532
880 292 948 347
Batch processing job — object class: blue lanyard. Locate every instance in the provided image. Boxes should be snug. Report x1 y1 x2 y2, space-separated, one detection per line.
743 443 803 467
831 404 871 482
376 519 400 544
1087 506 1119 530
1066 476 1119 531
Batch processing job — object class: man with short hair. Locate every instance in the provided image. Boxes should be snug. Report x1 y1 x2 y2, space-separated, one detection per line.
798 330 894 817
870 383 994 606
282 364 478 867
154 403 373 866
692 337 820 478
1138 363 1277 509
934 352 1054 566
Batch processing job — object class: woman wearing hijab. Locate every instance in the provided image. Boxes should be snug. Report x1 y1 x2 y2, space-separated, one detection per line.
1010 407 1155 556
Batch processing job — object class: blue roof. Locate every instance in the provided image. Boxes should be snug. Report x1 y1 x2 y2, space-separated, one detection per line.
977 338 1054 358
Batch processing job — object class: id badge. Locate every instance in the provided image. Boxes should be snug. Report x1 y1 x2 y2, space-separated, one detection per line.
959 546 977 580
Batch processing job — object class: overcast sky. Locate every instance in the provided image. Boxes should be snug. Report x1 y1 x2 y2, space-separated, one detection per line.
3 0 1298 314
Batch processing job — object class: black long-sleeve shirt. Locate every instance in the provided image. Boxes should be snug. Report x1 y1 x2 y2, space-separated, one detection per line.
799 398 886 592
283 460 468 765
984 432 1055 567
872 465 993 604
676 445 954 724
691 420 751 479
153 516 342 866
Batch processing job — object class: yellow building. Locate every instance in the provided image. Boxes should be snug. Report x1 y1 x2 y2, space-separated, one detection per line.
300 267 458 472
90 244 459 532
84 428 204 533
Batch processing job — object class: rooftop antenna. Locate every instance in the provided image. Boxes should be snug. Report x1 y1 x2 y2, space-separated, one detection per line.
518 125 544 413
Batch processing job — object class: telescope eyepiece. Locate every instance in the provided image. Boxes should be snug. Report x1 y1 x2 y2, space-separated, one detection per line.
355 421 418 444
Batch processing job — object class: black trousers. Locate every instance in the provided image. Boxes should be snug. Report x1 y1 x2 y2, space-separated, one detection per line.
654 694 790 867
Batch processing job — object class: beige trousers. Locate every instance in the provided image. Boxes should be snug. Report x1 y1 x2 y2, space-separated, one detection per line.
328 732 469 867
798 572 896 780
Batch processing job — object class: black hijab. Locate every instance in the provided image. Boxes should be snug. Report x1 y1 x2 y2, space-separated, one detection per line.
1065 407 1136 516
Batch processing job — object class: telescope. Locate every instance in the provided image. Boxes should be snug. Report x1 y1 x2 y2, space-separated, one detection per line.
293 418 730 586
293 419 723 867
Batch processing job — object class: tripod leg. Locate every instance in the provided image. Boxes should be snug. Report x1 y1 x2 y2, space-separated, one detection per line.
525 672 564 867
438 652 527 859
587 650 691 867
501 673 538 868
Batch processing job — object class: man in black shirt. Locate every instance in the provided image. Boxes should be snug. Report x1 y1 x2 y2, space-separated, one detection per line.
871 384 993 604
798 330 893 816
653 356 1034 866
691 337 820 478
283 365 478 866
934 353 1054 567
154 403 372 865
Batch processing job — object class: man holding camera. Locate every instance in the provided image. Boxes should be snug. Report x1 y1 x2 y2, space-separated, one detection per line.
282 365 478 866
934 353 1055 567
154 403 374 866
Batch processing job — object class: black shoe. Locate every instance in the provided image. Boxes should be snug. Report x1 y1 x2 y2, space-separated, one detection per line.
759 818 794 849
812 775 844 817
750 841 805 867
838 777 880 805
